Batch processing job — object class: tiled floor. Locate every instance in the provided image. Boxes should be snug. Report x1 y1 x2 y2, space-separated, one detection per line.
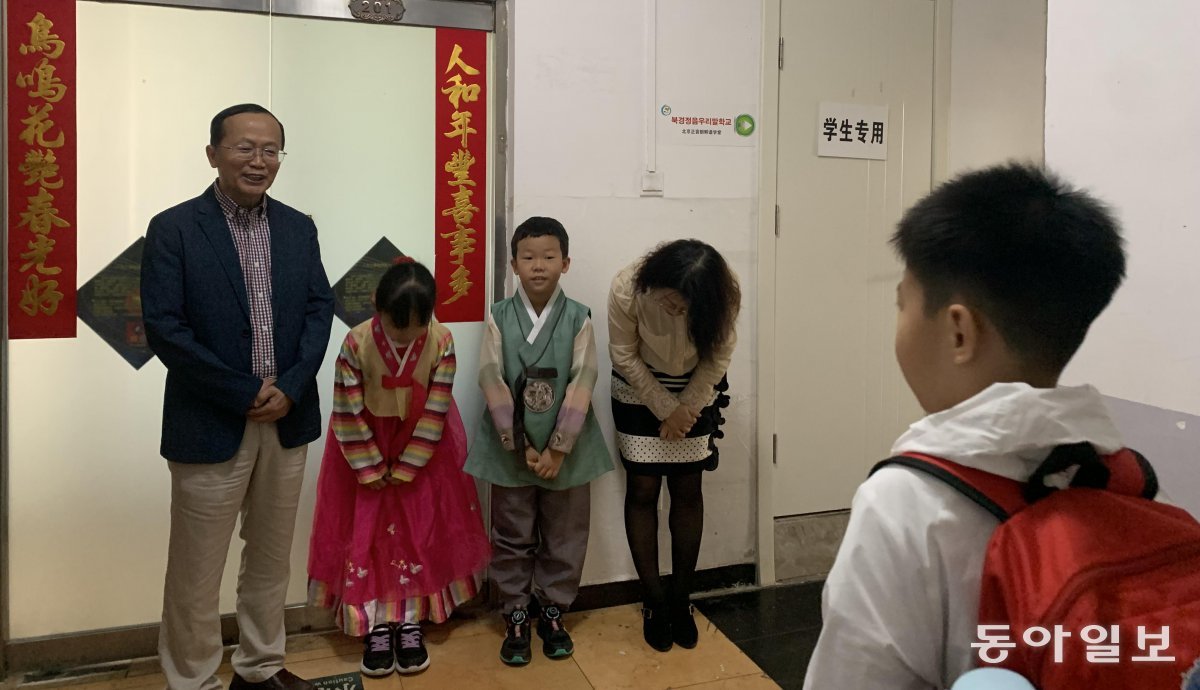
695 582 824 690
7 604 780 690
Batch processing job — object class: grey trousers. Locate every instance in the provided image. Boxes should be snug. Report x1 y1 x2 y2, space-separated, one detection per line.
490 483 591 614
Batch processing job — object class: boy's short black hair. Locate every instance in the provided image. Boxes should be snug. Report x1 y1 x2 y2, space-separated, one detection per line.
511 216 569 258
891 162 1126 374
375 259 436 328
210 103 285 148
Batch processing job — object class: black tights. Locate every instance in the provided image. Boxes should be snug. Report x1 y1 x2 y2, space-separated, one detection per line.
623 471 704 606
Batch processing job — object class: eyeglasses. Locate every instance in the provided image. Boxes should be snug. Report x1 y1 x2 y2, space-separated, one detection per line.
219 145 287 162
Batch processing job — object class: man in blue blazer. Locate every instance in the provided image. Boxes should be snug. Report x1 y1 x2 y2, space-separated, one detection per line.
141 103 334 690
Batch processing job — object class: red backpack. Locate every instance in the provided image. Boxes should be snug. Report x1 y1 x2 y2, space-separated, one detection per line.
872 443 1200 690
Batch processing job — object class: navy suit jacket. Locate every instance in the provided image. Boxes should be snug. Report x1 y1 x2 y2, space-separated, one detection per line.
141 186 335 463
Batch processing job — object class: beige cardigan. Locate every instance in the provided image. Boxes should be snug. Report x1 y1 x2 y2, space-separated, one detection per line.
607 261 736 420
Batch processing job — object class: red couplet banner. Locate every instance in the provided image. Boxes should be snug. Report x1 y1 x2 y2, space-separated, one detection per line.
433 28 487 324
7 0 77 339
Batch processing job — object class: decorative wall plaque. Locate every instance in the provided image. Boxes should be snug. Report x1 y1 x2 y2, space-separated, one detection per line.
334 237 405 330
349 0 405 23
77 237 155 369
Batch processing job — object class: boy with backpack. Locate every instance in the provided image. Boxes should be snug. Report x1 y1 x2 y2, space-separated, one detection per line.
803 163 1200 689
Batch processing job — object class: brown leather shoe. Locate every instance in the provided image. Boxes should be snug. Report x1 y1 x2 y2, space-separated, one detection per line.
229 669 314 690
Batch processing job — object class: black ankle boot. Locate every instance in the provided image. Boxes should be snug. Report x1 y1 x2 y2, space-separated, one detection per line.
641 605 673 652
671 597 698 648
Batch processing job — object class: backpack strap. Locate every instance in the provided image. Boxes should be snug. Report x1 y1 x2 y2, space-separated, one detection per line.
1025 442 1105 503
1024 442 1158 502
869 453 1028 522
1100 448 1158 500
870 446 1158 523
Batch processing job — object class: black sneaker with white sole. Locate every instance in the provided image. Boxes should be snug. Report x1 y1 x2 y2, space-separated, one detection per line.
500 608 532 666
536 605 574 659
360 624 396 677
394 622 430 674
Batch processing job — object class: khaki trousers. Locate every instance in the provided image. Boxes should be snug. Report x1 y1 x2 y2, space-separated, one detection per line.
159 421 307 690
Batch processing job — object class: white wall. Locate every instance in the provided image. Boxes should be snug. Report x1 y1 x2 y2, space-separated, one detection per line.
7 4 490 638
9 3 273 639
511 0 762 585
947 0 1046 174
1048 0 1200 413
1047 0 1200 516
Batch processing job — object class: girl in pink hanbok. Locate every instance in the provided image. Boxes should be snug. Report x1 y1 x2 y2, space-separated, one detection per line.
308 258 489 676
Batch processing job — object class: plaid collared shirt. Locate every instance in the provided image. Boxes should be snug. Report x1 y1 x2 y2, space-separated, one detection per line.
214 181 276 378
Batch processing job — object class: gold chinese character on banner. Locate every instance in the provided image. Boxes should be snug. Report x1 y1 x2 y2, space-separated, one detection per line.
441 74 480 110
444 111 477 148
440 221 478 301
443 264 474 304
444 44 480 76
19 103 65 148
19 274 64 316
442 187 479 227
19 234 61 275
18 187 71 236
20 12 65 59
17 58 67 103
444 149 476 184
440 225 477 261
19 149 63 189
442 150 478 226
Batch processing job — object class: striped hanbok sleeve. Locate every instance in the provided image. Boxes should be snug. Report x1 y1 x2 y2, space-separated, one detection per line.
549 316 598 454
478 313 518 451
331 334 387 484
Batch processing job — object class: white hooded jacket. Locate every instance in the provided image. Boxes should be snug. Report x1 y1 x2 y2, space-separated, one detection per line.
802 382 1124 690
